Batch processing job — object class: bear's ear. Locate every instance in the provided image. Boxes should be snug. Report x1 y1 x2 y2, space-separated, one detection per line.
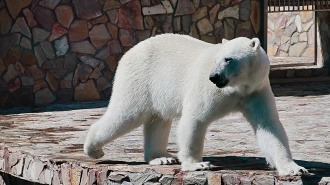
222 38 229 44
250 38 260 51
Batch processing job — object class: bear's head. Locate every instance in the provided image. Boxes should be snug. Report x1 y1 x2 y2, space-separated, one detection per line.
209 37 270 90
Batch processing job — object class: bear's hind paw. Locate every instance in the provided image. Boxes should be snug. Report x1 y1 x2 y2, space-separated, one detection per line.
181 161 211 171
149 157 179 165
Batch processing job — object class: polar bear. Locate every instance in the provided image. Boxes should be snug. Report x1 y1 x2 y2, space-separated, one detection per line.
84 34 308 175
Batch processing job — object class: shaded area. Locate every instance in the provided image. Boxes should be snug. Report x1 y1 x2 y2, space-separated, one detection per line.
0 101 108 115
205 156 330 184
271 81 330 97
0 172 47 185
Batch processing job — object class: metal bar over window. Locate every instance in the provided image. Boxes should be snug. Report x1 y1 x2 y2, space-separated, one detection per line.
267 0 330 12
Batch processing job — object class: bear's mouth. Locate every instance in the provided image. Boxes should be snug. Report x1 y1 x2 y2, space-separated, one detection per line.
209 73 228 88
215 81 228 88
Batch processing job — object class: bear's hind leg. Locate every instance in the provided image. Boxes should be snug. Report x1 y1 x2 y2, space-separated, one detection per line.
84 110 149 159
144 116 178 165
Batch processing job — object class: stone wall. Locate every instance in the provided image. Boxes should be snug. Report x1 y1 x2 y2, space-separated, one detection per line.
267 10 316 58
0 0 261 107
267 8 330 68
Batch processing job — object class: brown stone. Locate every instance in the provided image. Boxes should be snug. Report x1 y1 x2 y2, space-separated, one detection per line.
64 53 77 71
201 0 215 7
21 76 35 86
236 21 252 38
41 59 64 71
197 18 213 35
46 71 57 91
192 6 207 21
97 76 111 92
34 45 47 67
9 77 21 92
11 17 31 38
74 80 101 101
78 55 101 68
91 15 109 25
55 5 74 28
218 5 239 20
32 28 50 44
118 0 143 30
209 4 220 24
28 65 44 80
20 37 32 49
76 64 93 83
201 35 216 43
69 20 88 42
15 61 25 76
89 24 111 49
107 23 118 39
90 67 103 79
50 68 68 79
106 56 119 72
3 64 18 82
4 47 22 67
33 80 47 92
10 32 21 46
103 67 113 81
34 6 55 31
71 41 96 55
136 30 151 42
224 19 234 40
40 41 55 59
22 8 37 27
175 0 195 16
162 15 173 33
35 87 56 105
182 15 191 34
49 23 68 41
250 1 260 34
73 0 102 20
6 0 32 19
119 29 137 46
0 9 13 35
107 9 118 24
104 0 121 11
38 0 60 9
21 50 37 66
108 40 122 55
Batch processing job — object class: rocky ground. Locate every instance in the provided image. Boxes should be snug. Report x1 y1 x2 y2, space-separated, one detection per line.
0 81 330 185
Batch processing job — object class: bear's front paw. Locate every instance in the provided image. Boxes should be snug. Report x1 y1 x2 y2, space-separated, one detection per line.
181 162 210 171
149 157 179 165
277 162 309 176
84 148 105 159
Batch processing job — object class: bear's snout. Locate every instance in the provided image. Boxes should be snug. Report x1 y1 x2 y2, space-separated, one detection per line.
209 73 228 88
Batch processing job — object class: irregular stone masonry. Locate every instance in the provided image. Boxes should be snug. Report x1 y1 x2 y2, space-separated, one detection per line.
0 82 330 184
267 9 330 68
0 0 261 107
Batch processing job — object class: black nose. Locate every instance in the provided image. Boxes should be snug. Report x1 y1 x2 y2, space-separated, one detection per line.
209 73 220 84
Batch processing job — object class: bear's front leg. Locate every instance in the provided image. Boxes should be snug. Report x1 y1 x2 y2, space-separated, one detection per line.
177 115 211 171
241 85 308 176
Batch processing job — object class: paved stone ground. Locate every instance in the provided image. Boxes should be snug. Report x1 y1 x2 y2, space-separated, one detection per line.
0 82 330 185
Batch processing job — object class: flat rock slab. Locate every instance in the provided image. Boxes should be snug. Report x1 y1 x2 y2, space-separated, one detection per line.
0 82 330 184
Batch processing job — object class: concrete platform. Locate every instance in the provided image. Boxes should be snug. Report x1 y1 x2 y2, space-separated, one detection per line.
0 82 330 185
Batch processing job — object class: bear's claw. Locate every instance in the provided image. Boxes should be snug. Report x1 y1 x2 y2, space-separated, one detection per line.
149 157 179 165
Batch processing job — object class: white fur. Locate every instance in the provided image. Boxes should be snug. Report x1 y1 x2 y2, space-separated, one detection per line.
84 34 308 176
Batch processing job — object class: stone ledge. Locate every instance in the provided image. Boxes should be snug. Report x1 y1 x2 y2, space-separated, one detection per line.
0 147 314 185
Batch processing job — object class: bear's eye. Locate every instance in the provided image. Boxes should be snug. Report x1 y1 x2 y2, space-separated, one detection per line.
224 58 233 63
